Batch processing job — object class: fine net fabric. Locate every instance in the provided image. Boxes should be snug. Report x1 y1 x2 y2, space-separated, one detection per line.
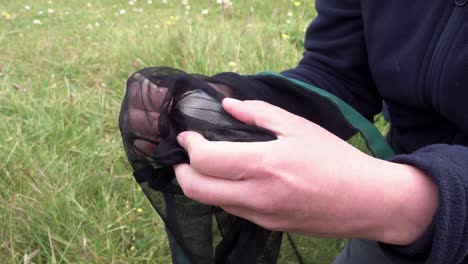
118 67 383 263
119 67 282 264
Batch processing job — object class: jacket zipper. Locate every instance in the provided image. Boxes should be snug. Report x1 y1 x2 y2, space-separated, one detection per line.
424 0 466 108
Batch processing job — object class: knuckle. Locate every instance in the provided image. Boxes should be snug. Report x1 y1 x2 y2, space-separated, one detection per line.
248 156 267 177
235 149 268 180
253 147 276 176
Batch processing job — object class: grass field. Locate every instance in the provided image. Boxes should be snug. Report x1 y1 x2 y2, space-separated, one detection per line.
0 1 387 263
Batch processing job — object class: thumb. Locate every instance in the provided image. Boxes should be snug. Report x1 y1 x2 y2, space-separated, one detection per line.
222 98 304 136
177 131 207 153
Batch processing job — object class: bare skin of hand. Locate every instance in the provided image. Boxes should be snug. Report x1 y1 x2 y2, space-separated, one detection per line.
173 98 439 246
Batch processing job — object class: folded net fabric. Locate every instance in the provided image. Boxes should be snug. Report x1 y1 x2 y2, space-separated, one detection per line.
118 67 394 263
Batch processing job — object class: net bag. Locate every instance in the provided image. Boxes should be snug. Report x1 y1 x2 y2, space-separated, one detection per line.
118 67 394 263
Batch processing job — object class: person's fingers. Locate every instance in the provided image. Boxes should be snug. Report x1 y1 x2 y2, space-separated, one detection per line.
174 163 250 207
221 98 307 136
177 131 268 180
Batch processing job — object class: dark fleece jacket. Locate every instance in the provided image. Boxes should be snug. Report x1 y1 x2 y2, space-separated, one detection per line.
282 0 468 263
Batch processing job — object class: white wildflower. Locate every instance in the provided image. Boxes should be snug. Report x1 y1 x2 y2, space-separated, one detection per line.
217 0 232 5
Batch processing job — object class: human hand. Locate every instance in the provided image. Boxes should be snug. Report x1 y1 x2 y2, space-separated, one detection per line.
174 99 439 245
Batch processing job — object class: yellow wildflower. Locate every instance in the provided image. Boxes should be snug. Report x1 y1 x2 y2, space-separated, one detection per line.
1 11 12 20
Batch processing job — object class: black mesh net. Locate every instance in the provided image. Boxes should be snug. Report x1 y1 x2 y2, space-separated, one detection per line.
119 67 383 263
119 67 284 264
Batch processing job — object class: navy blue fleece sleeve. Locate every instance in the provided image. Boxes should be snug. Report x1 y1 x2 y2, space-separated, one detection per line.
280 1 468 263
281 0 382 121
382 144 468 264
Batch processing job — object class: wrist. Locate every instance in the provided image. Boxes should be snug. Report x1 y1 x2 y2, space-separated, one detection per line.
362 158 439 245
